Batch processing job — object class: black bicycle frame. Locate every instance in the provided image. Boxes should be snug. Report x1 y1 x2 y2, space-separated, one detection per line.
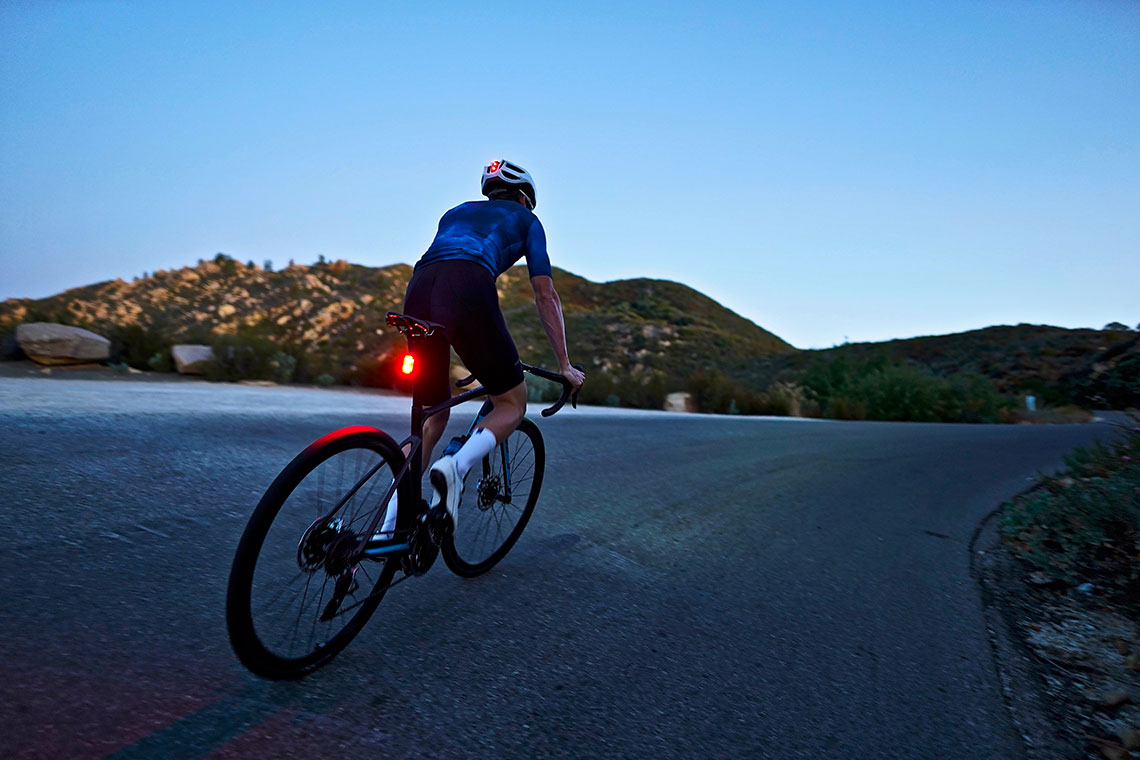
347 371 493 562
347 316 577 564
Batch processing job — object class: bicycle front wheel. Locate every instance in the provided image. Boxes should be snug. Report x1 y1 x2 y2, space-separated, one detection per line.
441 417 545 577
226 426 408 679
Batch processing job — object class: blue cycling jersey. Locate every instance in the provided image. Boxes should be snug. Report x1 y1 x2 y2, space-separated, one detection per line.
416 200 552 279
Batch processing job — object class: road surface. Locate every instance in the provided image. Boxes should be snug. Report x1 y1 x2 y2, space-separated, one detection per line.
0 376 1117 759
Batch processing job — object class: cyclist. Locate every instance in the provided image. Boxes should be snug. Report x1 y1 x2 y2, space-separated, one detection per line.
379 160 585 536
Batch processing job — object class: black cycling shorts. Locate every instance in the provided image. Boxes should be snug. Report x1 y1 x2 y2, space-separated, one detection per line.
403 259 524 407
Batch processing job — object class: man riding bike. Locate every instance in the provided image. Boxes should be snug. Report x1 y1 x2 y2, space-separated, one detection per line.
379 159 585 536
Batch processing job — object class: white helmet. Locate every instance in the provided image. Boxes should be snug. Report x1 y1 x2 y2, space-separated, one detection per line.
481 159 536 209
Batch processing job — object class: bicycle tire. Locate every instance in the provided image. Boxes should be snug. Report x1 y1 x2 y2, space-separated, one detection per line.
226 426 409 679
441 417 545 577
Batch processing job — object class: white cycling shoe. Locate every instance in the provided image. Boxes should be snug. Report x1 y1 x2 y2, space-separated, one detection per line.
429 455 461 532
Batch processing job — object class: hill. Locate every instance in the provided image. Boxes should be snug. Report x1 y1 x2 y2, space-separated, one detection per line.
790 325 1140 409
2 256 1135 414
0 255 795 407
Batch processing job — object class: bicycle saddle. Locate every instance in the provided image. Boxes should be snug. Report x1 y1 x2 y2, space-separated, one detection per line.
386 311 445 338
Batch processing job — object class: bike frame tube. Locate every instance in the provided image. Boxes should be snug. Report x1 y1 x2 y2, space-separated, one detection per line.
361 328 555 563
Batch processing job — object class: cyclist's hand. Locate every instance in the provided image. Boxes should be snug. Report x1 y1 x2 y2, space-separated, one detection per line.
561 364 585 392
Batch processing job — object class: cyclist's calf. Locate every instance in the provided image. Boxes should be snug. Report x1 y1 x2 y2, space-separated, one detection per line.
419 407 450 469
481 381 527 443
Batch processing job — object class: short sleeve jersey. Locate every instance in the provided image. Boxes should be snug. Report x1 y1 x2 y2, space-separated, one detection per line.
415 200 552 279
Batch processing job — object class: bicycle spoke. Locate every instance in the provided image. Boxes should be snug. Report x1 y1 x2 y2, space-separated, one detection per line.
253 570 307 619
232 431 405 676
443 419 543 574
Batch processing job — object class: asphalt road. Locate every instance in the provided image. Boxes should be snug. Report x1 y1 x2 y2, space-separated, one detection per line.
0 376 1120 759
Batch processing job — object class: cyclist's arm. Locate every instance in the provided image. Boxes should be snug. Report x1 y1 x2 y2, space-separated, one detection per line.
531 275 584 389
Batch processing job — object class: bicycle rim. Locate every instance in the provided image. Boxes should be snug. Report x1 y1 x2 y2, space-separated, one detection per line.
227 428 406 679
441 417 544 577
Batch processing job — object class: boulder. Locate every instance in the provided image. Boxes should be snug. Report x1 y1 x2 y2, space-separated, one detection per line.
172 344 215 375
16 322 110 365
664 391 693 412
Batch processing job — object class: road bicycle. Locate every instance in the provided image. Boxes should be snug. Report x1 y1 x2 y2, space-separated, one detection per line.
226 311 579 680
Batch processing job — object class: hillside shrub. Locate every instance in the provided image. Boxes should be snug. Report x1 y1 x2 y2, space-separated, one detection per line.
999 418 1140 609
108 325 171 370
687 370 767 415
1 330 26 360
575 369 667 410
761 381 819 418
206 333 296 383
269 352 297 384
1074 354 1140 409
526 373 562 403
801 355 1009 422
147 351 173 373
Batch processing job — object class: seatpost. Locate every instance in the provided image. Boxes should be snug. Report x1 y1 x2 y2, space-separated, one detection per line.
411 403 423 441
408 336 424 440
406 338 425 511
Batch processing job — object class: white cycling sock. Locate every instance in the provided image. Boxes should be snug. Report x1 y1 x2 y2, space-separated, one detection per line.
453 427 498 480
377 491 398 537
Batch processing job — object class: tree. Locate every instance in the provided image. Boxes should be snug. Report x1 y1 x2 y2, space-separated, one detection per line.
264 259 273 272
1103 321 1132 332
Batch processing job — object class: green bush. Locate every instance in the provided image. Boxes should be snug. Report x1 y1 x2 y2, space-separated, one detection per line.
575 369 668 410
999 418 1140 608
526 374 562 403
108 325 170 370
1076 354 1140 409
801 355 1009 422
206 333 295 383
269 351 297 384
686 369 768 414
147 351 173 373
315 373 335 386
761 381 819 417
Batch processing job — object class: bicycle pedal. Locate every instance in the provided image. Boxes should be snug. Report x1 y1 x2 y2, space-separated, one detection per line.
426 505 453 541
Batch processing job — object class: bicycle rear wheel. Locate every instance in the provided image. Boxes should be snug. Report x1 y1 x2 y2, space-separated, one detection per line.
441 417 545 577
226 426 408 679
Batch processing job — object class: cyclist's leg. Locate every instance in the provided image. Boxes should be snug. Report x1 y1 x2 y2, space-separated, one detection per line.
452 380 525 479
420 407 449 469
477 381 526 443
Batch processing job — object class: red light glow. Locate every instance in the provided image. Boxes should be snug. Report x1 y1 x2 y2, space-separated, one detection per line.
401 354 415 375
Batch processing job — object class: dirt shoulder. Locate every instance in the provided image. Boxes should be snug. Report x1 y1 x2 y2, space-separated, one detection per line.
0 358 197 383
974 504 1140 759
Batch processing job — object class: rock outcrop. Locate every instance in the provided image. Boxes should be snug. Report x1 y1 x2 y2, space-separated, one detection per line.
664 392 693 412
16 322 110 365
172 345 214 375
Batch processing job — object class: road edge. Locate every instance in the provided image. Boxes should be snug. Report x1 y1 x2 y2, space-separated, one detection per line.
970 499 1071 760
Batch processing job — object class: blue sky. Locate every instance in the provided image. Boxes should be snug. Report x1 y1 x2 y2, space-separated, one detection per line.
1 1 1137 348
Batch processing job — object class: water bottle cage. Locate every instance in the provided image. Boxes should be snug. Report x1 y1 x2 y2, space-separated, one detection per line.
441 435 469 458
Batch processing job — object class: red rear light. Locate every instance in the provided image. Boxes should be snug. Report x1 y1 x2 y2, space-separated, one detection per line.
488 161 500 172
401 354 415 375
